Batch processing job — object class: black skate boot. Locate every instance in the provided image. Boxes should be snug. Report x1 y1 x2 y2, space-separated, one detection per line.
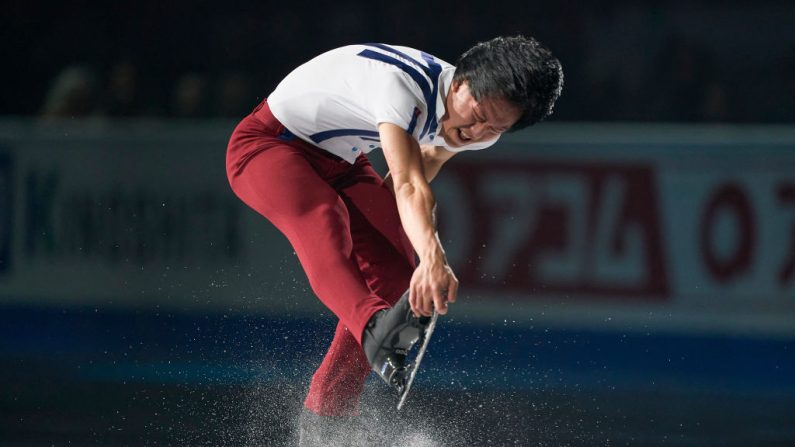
361 290 435 400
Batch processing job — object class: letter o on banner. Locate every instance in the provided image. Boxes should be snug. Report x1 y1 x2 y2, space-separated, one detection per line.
699 183 755 282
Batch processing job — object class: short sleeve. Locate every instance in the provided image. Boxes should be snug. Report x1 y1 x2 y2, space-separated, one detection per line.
367 71 427 139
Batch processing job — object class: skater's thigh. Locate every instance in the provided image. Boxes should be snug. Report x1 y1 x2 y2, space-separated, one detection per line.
339 161 413 260
340 163 415 303
231 146 347 229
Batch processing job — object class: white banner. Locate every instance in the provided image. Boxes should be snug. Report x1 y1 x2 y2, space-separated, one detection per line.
1 121 793 336
0 121 310 313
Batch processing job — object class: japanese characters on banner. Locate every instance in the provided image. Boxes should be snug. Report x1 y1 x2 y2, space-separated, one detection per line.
436 148 795 305
436 129 794 338
0 122 793 335
438 160 668 299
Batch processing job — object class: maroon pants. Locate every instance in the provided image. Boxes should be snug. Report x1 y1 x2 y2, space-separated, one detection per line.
226 101 416 416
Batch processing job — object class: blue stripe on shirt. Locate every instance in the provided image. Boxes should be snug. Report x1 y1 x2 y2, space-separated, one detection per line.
362 44 443 139
358 44 442 140
309 128 380 144
357 49 432 98
419 52 442 139
407 106 421 135
364 43 427 71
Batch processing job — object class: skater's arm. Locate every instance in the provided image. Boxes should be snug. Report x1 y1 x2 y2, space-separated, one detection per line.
378 122 458 317
383 145 455 192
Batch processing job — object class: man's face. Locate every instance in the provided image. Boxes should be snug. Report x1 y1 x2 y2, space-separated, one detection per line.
439 80 521 148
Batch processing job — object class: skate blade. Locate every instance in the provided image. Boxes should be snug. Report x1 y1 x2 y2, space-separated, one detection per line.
397 310 438 410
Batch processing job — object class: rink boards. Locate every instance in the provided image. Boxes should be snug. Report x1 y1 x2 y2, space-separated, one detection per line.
0 120 793 394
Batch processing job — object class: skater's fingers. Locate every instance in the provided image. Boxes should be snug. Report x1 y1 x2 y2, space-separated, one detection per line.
414 288 432 317
409 288 422 317
410 286 430 317
420 292 434 317
432 291 448 315
447 278 459 304
431 285 447 315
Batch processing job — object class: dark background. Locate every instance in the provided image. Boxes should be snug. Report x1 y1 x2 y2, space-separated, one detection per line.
3 0 794 122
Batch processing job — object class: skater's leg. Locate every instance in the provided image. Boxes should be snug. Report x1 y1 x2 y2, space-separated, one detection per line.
340 158 417 303
304 321 371 416
229 146 389 343
305 158 416 416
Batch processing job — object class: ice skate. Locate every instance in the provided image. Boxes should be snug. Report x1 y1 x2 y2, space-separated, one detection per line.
362 290 439 409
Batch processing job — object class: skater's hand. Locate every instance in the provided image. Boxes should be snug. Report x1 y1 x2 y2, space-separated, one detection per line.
409 255 458 317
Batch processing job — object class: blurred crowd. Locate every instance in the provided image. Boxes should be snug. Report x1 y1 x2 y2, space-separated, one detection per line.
7 1 795 123
38 62 258 119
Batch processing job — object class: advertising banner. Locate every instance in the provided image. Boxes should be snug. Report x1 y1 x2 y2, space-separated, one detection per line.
1 122 793 337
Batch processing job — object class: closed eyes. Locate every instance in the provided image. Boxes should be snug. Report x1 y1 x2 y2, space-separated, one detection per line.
474 104 509 135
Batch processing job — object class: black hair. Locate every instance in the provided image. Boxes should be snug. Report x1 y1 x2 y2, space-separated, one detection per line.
454 35 563 130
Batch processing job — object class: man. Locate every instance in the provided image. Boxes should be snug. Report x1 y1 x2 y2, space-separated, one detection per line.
226 36 562 444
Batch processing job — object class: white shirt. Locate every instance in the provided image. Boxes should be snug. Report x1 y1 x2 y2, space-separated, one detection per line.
267 44 499 164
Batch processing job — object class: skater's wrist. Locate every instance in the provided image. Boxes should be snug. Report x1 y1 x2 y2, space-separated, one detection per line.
418 243 446 267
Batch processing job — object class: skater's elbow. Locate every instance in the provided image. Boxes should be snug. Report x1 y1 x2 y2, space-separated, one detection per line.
394 180 437 223
394 178 432 203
